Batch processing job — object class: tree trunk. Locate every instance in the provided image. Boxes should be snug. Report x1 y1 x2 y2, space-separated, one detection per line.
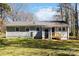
75 3 78 39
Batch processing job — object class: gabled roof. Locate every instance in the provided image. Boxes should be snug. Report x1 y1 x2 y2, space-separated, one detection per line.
5 21 68 28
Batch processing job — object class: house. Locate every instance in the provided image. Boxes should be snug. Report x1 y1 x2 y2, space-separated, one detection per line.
5 21 69 40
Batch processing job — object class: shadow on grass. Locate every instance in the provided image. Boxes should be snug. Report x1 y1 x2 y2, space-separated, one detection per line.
0 39 79 51
56 53 75 56
0 38 78 56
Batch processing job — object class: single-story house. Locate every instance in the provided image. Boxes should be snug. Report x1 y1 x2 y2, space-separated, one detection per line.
5 21 69 40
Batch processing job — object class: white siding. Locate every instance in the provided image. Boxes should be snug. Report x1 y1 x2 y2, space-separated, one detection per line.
6 32 30 38
54 27 68 40
6 26 69 40
6 30 42 38
55 31 68 40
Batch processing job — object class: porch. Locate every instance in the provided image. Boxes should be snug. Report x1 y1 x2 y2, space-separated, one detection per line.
42 27 69 40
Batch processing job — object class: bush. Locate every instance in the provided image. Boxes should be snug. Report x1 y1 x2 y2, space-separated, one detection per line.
0 38 8 45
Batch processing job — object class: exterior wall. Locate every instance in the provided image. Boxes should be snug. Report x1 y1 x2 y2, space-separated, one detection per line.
6 26 42 39
49 27 69 40
54 31 68 40
6 32 30 38
29 30 42 39
42 29 45 39
29 27 42 39
54 27 68 40
6 26 69 40
42 28 50 39
6 31 42 38
48 28 52 39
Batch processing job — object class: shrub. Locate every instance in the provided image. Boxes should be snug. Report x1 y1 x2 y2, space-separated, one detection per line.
0 38 8 45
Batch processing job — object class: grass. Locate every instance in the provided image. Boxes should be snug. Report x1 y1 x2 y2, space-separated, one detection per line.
0 38 79 56
0 46 62 56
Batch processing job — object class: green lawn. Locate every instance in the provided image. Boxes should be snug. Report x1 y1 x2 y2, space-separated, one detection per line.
0 38 79 56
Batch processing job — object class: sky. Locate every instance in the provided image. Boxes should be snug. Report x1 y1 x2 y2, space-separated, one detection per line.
10 3 58 13
9 3 59 21
9 3 79 21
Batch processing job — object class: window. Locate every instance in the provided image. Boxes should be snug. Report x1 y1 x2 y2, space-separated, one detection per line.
16 27 19 31
45 29 48 32
26 28 29 31
36 28 39 31
62 27 65 31
59 27 61 31
7 27 15 32
52 28 55 32
20 27 25 32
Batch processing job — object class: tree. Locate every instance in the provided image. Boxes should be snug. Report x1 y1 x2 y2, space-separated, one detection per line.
8 3 24 21
11 11 34 22
8 3 36 22
74 3 78 39
0 3 11 19
58 3 73 23
0 3 11 34
58 3 77 36
58 4 64 21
